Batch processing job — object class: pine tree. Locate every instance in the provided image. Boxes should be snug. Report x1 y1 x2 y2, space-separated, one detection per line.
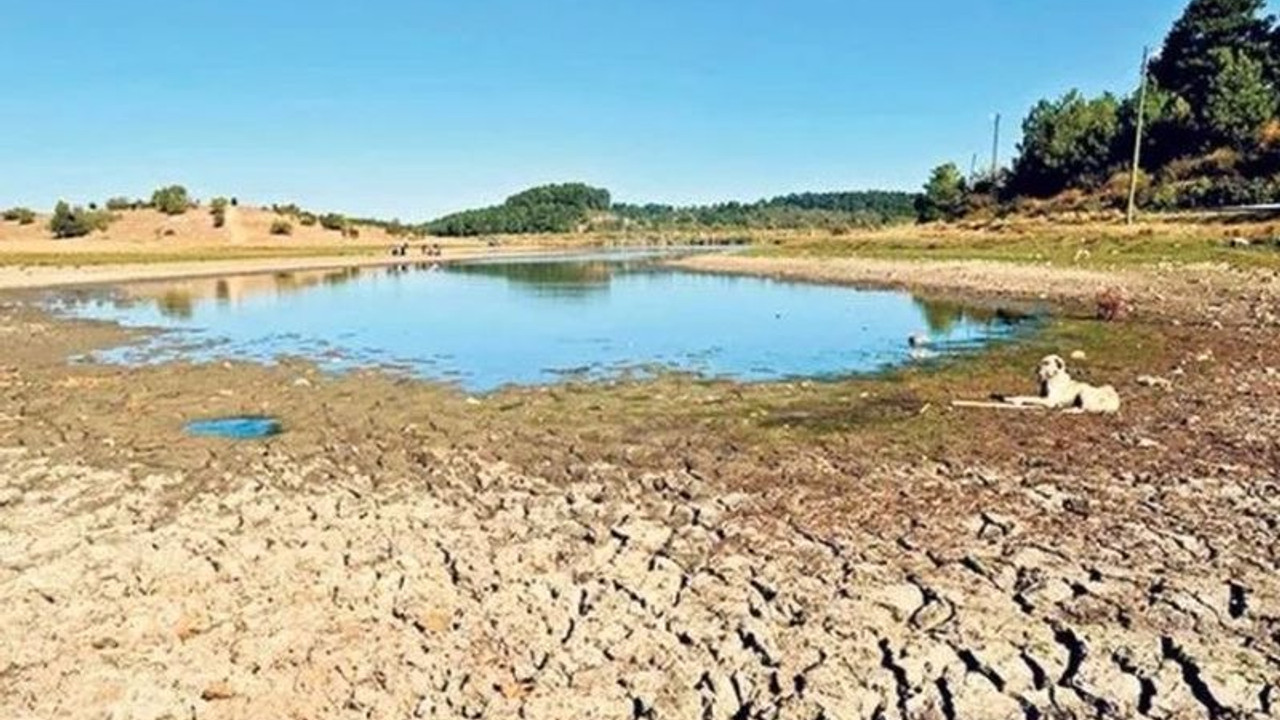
1151 0 1275 148
1204 48 1279 148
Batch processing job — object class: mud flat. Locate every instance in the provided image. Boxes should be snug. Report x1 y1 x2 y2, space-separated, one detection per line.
671 253 1280 326
1 254 1279 719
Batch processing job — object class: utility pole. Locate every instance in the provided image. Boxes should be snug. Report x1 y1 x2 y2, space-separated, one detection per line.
969 153 979 182
990 113 1001 181
1127 46 1151 225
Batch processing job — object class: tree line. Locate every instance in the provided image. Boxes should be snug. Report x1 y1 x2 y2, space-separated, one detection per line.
919 0 1280 221
612 191 916 231
426 184 917 236
426 183 612 236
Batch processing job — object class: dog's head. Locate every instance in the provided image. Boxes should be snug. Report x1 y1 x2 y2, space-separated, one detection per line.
1036 354 1067 384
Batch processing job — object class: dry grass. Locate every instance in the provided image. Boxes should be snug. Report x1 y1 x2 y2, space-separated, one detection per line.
757 214 1280 268
0 206 410 266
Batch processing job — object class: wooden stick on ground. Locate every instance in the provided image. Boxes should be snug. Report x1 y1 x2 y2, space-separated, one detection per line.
950 400 1048 411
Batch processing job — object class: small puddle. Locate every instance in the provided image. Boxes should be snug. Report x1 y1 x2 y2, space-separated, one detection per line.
185 416 282 440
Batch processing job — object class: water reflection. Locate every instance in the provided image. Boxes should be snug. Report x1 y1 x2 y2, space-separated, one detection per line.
448 260 615 298
53 250 1035 392
913 298 1024 335
121 267 367 318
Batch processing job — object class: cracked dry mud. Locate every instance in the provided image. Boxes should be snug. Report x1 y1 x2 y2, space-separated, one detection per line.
2 260 1280 719
3 438 1278 719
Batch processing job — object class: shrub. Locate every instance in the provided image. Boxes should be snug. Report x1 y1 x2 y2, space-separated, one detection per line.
915 163 968 222
270 219 293 236
151 185 190 215
298 212 317 227
319 213 346 231
2 207 36 225
105 197 139 211
1095 287 1130 322
1100 169 1150 210
49 201 111 238
342 225 360 239
209 197 229 228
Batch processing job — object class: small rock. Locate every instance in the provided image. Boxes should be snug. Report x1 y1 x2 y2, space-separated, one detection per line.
201 682 235 701
1228 237 1252 248
1070 350 1088 361
292 377 312 388
1136 375 1173 390
0 487 21 507
174 608 211 641
1195 351 1214 363
1137 437 1163 450
465 397 482 406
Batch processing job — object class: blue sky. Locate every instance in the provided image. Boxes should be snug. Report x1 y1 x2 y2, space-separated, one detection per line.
0 1 1213 220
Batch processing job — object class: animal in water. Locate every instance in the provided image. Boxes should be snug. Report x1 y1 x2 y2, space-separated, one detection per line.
999 354 1121 414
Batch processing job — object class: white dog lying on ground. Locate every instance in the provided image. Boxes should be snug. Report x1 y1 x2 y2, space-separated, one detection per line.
998 354 1121 414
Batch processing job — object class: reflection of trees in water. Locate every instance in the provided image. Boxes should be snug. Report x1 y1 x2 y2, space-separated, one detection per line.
324 268 361 285
143 267 367 318
275 268 362 292
157 291 194 319
450 260 618 297
914 298 1022 334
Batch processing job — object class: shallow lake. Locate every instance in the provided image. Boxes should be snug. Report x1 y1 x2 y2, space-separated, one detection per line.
52 250 1030 392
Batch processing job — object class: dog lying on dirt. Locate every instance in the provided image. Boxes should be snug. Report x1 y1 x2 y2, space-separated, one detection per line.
997 354 1121 414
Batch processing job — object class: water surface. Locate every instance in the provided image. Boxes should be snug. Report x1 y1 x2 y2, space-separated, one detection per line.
52 250 1028 391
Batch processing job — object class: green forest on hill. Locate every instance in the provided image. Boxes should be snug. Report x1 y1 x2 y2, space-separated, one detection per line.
918 0 1280 221
425 184 917 237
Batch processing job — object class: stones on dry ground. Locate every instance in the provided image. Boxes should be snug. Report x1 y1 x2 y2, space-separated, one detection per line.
1137 374 1173 391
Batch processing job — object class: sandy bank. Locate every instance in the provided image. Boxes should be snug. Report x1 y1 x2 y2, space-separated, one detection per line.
0 247 546 290
671 253 1280 326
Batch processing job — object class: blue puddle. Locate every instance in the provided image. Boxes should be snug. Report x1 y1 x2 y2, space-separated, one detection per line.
185 416 282 440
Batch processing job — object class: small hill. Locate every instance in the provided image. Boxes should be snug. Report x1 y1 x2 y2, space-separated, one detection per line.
426 183 919 237
0 203 408 259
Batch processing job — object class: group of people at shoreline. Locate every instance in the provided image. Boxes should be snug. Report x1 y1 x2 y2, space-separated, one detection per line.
389 242 444 257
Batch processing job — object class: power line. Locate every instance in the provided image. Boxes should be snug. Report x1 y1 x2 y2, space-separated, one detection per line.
1127 46 1151 225
990 113 1001 180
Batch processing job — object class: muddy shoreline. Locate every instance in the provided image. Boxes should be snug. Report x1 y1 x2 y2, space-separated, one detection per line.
2 256 1278 719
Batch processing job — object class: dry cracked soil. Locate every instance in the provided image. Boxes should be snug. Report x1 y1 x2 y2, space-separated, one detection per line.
2 257 1280 720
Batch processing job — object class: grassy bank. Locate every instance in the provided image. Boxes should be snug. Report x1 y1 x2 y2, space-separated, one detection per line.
465 316 1170 473
752 217 1280 269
